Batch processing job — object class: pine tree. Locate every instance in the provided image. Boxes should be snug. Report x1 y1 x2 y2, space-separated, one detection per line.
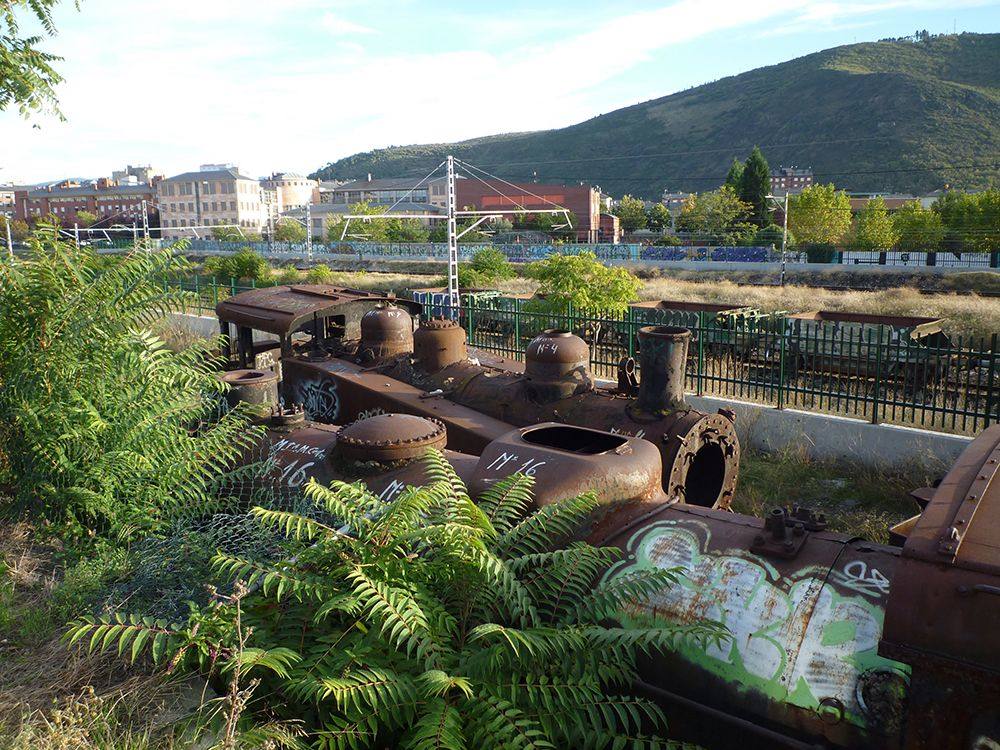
724 158 744 190
738 147 772 228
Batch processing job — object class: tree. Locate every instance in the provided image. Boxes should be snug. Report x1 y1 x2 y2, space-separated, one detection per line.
892 200 944 251
429 219 487 244
1 0 70 117
612 194 648 233
933 189 1000 252
786 184 852 246
852 197 900 250
675 186 753 243
326 201 393 243
0 230 255 538
273 217 306 243
70 463 718 748
526 251 640 315
0 215 30 241
387 218 430 243
724 158 744 190
646 202 672 233
74 209 99 227
738 146 771 227
458 247 516 289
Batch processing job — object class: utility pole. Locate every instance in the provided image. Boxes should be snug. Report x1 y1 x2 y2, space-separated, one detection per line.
780 191 789 287
141 199 150 252
73 223 80 249
5 217 12 257
446 155 459 314
306 202 313 261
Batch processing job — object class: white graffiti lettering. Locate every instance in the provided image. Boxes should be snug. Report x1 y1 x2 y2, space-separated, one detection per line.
837 560 891 597
485 452 546 477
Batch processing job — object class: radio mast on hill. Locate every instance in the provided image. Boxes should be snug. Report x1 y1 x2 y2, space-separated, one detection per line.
339 155 571 314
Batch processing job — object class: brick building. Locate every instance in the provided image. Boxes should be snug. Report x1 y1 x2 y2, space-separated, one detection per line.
455 180 603 242
15 178 159 228
770 166 814 195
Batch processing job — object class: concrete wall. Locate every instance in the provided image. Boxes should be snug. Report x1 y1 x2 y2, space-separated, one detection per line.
687 394 970 471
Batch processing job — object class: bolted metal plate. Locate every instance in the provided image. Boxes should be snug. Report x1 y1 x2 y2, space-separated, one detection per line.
336 413 447 462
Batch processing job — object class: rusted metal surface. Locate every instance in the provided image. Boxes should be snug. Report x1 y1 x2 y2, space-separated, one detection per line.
358 304 415 363
879 424 1000 750
635 325 690 414
377 345 740 510
218 368 279 409
468 423 664 517
335 413 447 462
217 284 416 336
524 329 594 402
281 356 512 455
598 502 908 750
217 285 421 368
413 317 466 372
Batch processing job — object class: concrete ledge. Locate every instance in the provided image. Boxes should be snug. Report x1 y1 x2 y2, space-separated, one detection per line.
688 394 970 469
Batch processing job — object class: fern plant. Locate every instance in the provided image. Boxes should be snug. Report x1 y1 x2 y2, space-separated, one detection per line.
0 228 257 539
68 452 723 749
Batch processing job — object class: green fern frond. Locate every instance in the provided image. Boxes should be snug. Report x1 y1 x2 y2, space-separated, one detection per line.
401 698 466 750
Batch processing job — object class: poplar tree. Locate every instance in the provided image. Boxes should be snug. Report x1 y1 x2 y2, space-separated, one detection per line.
738 147 772 227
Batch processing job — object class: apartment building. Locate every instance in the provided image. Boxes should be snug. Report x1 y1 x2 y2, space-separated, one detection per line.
157 167 265 239
770 166 814 195
14 178 158 226
324 175 452 209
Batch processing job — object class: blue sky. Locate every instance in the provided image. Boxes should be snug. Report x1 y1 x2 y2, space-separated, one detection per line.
1 0 998 183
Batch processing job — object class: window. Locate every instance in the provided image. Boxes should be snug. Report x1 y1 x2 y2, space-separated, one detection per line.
230 201 236 211
188 202 194 212
202 202 208 212
211 201 217 211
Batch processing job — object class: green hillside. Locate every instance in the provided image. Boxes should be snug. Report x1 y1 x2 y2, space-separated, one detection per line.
312 33 1000 198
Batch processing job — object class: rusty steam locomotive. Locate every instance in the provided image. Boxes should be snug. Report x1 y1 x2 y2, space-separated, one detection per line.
214 285 1000 750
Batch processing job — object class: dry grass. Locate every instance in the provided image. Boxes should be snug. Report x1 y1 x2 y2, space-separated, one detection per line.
731 449 936 543
488 276 998 340
633 277 1000 341
0 522 202 748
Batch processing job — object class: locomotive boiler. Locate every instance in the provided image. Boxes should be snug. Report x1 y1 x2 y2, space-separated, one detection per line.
215 284 740 510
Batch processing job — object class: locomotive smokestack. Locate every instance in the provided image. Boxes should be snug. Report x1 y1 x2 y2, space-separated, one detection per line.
637 326 690 414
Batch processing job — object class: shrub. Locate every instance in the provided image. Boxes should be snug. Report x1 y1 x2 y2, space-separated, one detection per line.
201 249 271 283
70 456 720 748
526 251 641 315
0 230 257 539
306 263 336 284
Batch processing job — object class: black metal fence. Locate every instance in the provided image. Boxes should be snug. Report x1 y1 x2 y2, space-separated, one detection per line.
454 296 998 436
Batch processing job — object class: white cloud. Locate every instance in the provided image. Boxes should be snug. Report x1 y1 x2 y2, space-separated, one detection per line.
0 0 990 182
321 13 376 36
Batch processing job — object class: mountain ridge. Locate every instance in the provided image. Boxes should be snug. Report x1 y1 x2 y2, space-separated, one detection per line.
312 33 1000 197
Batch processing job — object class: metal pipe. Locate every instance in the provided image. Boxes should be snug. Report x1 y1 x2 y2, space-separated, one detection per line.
637 325 690 414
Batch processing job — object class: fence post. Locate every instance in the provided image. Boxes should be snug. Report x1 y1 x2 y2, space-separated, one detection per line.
986 333 997 429
626 307 635 360
777 320 785 411
230 277 237 297
514 297 521 349
466 296 475 345
870 327 883 425
696 310 705 397
212 277 218 308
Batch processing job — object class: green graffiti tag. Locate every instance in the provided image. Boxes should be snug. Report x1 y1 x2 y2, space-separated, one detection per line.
605 519 910 732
